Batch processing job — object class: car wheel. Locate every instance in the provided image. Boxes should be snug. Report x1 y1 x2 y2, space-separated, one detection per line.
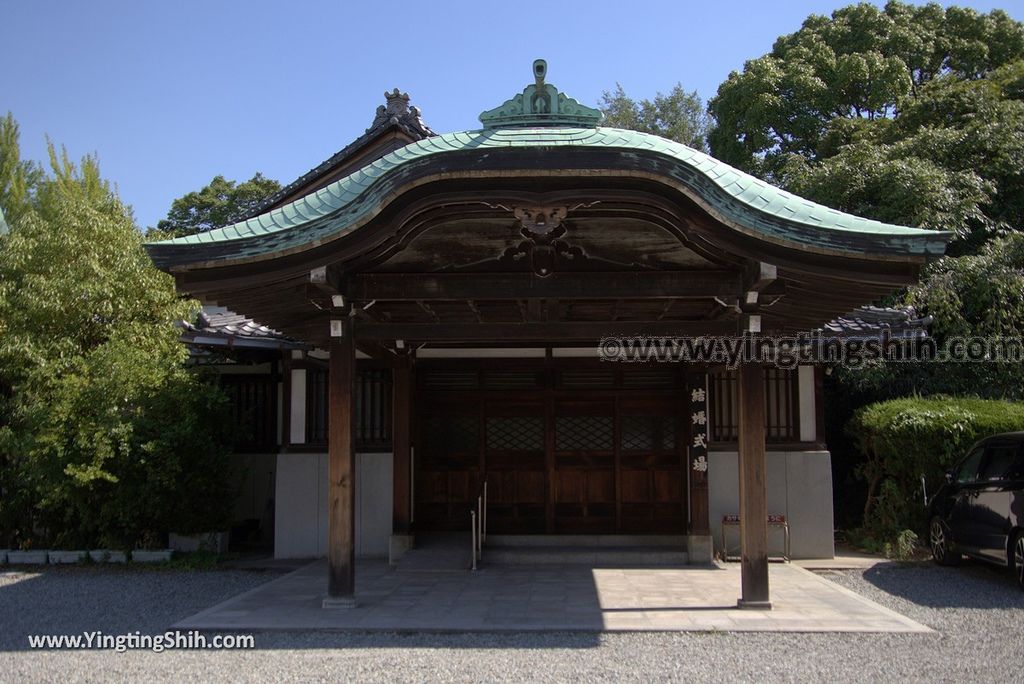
1012 531 1024 591
930 517 961 566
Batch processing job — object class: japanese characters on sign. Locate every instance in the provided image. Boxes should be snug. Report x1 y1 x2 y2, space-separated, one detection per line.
690 380 709 473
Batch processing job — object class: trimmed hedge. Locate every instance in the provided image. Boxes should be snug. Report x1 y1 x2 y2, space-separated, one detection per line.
848 397 1024 547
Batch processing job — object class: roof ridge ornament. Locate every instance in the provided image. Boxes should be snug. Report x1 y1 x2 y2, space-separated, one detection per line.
368 88 435 136
479 59 603 129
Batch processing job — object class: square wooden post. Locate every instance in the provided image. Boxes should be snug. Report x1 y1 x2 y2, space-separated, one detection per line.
324 320 356 608
737 361 771 609
392 354 412 535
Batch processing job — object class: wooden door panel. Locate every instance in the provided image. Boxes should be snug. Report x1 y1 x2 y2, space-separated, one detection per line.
621 470 651 503
415 363 689 535
483 401 547 534
587 470 616 502
652 470 683 502
517 470 547 504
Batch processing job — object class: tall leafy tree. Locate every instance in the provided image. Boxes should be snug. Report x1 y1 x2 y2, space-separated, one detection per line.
0 116 234 550
705 3 1024 540
708 2 1024 181
152 173 281 238
0 113 42 227
781 59 1024 246
601 83 710 150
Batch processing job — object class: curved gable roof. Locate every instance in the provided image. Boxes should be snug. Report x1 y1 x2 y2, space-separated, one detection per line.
147 126 950 270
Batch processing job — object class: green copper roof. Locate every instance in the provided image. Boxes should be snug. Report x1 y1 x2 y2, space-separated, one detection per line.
479 60 603 129
148 125 950 268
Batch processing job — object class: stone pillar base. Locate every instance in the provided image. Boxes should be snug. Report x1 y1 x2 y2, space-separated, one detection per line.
685 534 714 565
737 599 772 610
322 596 357 610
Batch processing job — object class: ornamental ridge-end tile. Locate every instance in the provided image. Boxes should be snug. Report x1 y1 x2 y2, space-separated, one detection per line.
479 59 603 129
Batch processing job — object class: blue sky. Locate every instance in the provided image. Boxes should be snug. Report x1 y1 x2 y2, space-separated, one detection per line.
6 0 1022 229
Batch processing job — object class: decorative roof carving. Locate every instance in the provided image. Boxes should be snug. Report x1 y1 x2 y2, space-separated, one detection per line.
367 88 435 137
242 89 434 220
479 59 603 129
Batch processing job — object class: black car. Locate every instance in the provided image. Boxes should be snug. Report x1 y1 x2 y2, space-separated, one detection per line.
928 432 1024 589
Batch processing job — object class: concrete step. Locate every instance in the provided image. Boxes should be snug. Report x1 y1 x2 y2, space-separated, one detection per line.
483 546 689 567
485 534 688 548
394 532 472 573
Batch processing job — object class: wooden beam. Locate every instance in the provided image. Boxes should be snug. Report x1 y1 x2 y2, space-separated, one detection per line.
324 322 356 607
392 355 412 535
744 262 777 293
737 362 771 609
310 265 344 301
350 271 743 301
353 320 737 342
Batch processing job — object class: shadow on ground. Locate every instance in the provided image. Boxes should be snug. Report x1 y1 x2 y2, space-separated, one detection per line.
860 559 1024 609
0 566 602 652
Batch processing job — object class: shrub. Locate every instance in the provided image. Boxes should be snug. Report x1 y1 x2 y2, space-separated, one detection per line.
0 132 236 551
848 396 1024 546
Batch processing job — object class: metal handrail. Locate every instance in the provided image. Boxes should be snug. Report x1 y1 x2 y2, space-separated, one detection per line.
482 481 488 543
470 510 477 571
469 479 488 570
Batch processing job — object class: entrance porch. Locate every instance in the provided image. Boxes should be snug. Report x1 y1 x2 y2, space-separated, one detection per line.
174 558 930 633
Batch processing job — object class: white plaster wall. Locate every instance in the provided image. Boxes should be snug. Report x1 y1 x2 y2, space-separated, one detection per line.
798 365 816 442
708 450 834 559
275 452 393 559
288 369 307 445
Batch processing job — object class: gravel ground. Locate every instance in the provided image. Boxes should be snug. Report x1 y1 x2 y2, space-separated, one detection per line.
1 560 1022 683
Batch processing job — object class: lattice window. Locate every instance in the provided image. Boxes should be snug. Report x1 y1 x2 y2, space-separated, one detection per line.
662 416 678 450
306 368 393 449
486 416 544 450
621 416 654 450
709 368 797 443
621 415 678 451
221 374 278 450
556 416 613 450
421 413 479 452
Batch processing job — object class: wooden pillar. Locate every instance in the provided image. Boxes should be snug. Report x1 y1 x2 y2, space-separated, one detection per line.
324 321 356 607
737 361 771 609
392 354 412 534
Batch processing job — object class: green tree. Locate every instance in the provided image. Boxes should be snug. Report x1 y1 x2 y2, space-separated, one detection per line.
0 117 234 550
708 2 1024 182
152 173 281 238
781 60 1024 245
600 83 709 150
705 3 1024 538
0 113 42 227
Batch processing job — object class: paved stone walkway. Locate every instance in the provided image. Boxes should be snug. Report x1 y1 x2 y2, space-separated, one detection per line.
175 560 930 633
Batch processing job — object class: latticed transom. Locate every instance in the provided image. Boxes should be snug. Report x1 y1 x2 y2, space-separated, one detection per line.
621 415 678 451
486 417 544 451
556 416 613 451
422 413 478 452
